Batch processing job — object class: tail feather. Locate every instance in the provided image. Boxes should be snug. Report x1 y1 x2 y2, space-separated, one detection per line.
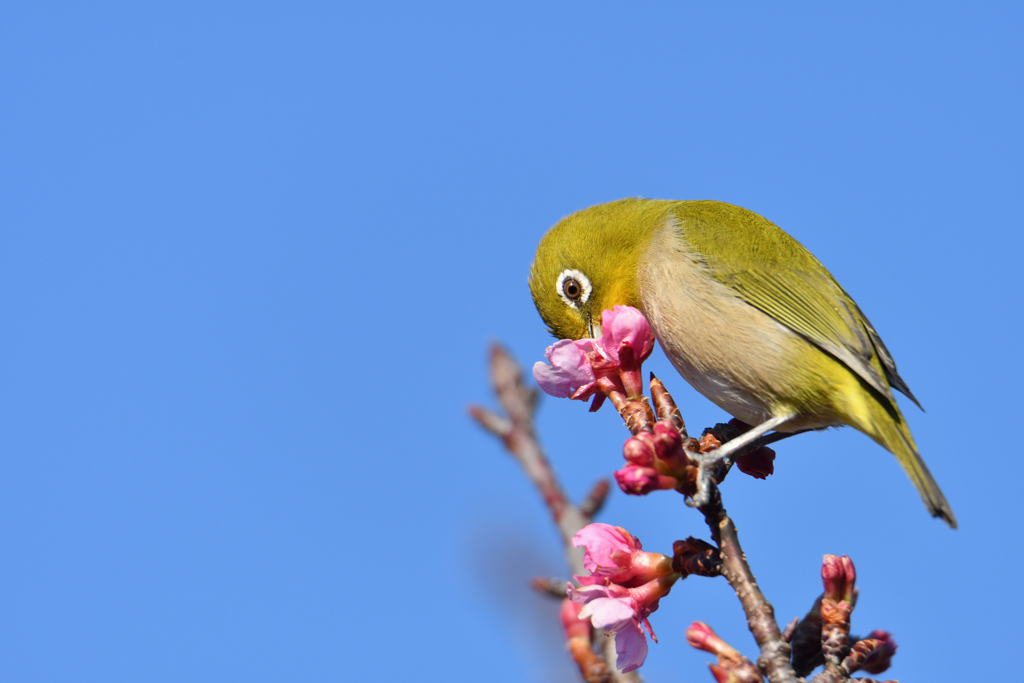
873 407 957 528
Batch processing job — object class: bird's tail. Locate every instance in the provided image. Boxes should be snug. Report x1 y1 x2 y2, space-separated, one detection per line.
867 402 957 528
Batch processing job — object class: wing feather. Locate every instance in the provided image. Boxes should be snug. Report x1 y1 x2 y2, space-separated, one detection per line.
672 201 917 406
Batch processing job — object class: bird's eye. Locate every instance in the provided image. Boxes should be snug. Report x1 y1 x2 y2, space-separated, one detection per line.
555 269 592 308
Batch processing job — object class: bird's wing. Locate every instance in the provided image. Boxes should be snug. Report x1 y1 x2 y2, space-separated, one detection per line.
839 291 922 409
672 201 917 405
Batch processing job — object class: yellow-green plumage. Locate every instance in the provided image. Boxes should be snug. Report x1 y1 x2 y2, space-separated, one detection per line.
529 198 955 527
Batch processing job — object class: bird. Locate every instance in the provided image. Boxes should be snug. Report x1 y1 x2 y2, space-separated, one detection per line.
529 198 955 527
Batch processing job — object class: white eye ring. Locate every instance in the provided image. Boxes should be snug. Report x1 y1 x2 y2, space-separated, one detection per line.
556 269 592 308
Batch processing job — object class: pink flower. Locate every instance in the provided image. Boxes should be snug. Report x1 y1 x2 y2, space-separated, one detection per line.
572 523 675 586
568 584 649 673
574 524 639 576
599 306 655 364
568 573 679 673
533 306 657 403
533 339 597 398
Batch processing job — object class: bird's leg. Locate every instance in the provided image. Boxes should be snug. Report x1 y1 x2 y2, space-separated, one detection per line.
710 414 795 468
687 414 795 509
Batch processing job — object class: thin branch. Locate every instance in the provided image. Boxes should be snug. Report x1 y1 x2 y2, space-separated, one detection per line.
646 381 801 682
469 345 588 567
699 486 798 683
580 479 611 518
471 344 640 683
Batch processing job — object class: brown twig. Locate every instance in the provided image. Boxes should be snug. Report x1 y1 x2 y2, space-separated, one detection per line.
618 366 803 681
469 345 588 568
471 344 640 683
698 486 799 683
580 479 611 518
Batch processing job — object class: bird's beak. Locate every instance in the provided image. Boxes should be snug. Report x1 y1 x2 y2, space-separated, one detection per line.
587 317 602 340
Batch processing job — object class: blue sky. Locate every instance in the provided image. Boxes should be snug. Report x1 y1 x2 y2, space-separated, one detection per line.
2 3 1021 680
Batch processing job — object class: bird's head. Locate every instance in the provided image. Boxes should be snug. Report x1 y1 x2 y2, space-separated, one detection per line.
529 198 669 340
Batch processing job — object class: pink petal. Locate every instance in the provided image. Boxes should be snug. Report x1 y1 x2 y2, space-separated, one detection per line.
567 583 610 604
533 339 596 398
613 620 649 673
599 306 656 363
579 597 636 631
573 574 609 586
572 523 638 575
567 583 625 604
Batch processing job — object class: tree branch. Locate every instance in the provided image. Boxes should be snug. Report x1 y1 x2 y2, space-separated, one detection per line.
470 344 640 683
474 343 890 683
698 486 797 683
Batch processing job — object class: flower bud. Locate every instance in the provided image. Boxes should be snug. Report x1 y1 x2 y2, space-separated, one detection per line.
614 464 678 495
687 622 763 682
623 433 657 466
685 621 737 657
652 420 683 452
652 420 690 470
599 306 655 364
822 554 856 603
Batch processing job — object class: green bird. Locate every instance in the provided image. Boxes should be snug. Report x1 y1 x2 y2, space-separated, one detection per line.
529 198 955 527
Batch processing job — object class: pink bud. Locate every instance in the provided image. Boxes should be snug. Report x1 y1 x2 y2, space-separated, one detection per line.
599 306 656 364
652 420 683 454
614 464 678 495
822 555 856 603
651 420 690 470
685 621 737 657
623 434 657 466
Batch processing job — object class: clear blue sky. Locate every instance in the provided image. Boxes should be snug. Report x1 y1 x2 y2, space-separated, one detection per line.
2 3 1021 681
